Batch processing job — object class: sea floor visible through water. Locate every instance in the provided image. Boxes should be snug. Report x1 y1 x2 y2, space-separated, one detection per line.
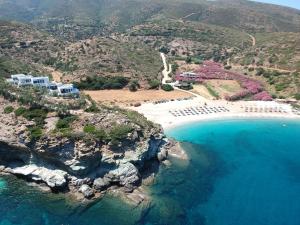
1 118 300 225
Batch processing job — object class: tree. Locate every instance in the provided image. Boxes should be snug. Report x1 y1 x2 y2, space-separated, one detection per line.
148 79 160 89
129 80 139 92
159 46 169 54
185 56 192 64
161 84 174 92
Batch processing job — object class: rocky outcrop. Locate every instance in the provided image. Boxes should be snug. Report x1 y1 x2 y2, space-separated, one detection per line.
79 184 94 199
12 165 67 190
0 98 170 200
105 162 140 191
93 177 110 191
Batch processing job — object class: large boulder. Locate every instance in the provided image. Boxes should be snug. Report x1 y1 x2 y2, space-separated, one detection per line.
12 165 68 190
105 162 140 190
93 177 110 191
79 184 94 199
157 148 168 162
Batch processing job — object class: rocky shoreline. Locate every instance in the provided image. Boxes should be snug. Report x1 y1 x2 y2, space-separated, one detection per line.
0 98 174 204
0 133 170 202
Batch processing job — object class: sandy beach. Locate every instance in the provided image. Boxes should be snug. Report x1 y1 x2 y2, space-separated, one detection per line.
131 97 300 130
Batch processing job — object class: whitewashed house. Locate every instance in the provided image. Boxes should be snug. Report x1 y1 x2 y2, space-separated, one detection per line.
31 77 50 87
7 74 33 86
48 83 79 97
179 72 198 79
7 74 80 97
57 84 79 97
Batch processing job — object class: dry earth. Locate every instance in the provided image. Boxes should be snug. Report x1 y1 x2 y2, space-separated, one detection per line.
84 90 193 106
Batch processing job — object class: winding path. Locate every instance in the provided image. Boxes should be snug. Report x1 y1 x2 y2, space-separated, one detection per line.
160 53 172 84
247 33 256 47
160 53 204 98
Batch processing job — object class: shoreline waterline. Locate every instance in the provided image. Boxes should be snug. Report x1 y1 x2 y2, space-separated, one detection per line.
131 97 300 130
163 113 300 130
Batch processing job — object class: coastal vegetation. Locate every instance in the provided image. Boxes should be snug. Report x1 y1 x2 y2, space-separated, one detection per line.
161 84 174 92
74 76 129 90
204 83 220 99
3 106 14 114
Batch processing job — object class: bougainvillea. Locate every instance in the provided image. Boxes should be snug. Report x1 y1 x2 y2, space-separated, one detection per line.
176 61 272 101
252 91 273 101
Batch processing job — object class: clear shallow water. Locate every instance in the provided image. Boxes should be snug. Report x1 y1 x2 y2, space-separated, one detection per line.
165 119 300 225
1 119 300 225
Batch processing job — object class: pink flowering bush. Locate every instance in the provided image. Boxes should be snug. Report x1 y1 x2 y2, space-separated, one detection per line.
252 91 273 101
176 60 272 101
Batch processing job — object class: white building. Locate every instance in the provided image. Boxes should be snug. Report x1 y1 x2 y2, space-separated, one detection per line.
7 74 80 97
7 74 33 86
178 72 198 79
31 77 50 87
48 83 79 97
57 84 79 97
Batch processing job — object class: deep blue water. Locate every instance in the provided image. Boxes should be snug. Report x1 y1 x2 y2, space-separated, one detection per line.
1 119 300 225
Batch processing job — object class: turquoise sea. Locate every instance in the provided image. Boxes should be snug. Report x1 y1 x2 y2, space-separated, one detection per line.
0 119 300 225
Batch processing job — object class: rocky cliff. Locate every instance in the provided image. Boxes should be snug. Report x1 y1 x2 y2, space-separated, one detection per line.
0 98 169 200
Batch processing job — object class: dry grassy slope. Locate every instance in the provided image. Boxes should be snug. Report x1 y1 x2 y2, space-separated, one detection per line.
57 37 162 83
0 21 63 77
0 21 162 84
162 0 300 33
0 0 300 40
129 18 252 59
233 32 300 72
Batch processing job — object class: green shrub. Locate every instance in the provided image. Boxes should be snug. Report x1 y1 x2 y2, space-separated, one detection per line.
56 115 77 129
148 79 160 89
159 46 169 54
4 106 14 114
28 126 43 140
23 108 48 126
256 68 265 76
171 63 179 73
83 124 108 142
93 129 108 141
275 83 288 92
74 76 129 90
14 107 27 116
83 124 96 133
185 56 192 64
294 93 300 100
109 124 133 144
129 80 140 92
161 84 174 92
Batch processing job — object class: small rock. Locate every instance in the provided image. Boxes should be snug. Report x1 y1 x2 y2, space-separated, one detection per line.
157 148 168 162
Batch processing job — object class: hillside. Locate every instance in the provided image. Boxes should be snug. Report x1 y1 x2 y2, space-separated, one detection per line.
237 32 300 71
164 0 300 32
0 21 162 86
0 21 63 77
0 0 299 96
0 0 299 40
129 18 252 60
